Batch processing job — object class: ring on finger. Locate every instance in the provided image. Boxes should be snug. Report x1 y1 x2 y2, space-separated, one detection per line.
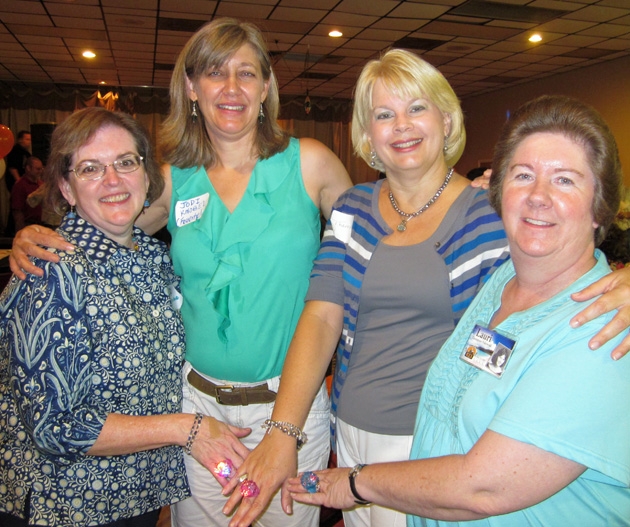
214 459 235 479
300 471 320 493
240 479 260 498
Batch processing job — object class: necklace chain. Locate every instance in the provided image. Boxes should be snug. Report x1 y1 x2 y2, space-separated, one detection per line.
388 168 454 232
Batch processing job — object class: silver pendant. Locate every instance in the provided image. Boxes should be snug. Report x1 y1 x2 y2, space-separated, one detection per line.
397 220 407 232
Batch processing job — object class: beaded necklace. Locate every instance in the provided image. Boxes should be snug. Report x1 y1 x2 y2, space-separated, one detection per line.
388 167 454 232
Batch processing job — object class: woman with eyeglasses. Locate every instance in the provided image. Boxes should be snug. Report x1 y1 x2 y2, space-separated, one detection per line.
0 107 250 527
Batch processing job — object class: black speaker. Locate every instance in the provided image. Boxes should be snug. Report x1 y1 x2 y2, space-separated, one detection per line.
30 123 56 165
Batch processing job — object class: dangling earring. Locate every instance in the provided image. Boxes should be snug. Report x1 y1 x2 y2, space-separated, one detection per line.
258 102 265 124
443 136 448 153
370 150 377 167
144 199 150 208
67 205 76 219
191 100 198 123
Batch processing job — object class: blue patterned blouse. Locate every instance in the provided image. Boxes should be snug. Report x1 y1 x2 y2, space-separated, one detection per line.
0 216 189 526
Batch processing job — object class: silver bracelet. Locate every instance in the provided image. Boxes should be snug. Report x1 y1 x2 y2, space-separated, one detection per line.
184 413 203 455
262 419 308 450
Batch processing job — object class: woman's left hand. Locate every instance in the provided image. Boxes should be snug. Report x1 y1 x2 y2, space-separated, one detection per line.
571 264 630 360
191 416 252 486
285 468 356 510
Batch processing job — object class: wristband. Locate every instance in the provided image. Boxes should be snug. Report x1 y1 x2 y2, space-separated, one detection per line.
349 464 371 505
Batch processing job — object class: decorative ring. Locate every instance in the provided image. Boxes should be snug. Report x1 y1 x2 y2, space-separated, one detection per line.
300 471 320 493
240 479 260 498
214 459 235 479
239 473 249 483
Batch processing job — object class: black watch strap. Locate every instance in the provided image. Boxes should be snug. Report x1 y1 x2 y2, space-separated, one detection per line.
349 464 371 505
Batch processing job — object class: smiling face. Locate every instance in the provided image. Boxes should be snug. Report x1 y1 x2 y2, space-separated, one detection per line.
60 125 149 248
187 43 269 145
367 79 450 180
501 132 598 270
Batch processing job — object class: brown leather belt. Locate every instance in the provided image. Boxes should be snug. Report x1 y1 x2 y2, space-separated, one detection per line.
187 369 277 405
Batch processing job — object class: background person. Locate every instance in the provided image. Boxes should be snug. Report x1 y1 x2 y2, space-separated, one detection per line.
0 107 249 527
5 130 31 192
11 155 44 231
8 18 353 527
287 94 630 526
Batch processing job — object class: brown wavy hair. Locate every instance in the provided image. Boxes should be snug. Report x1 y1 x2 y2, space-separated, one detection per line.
159 18 289 169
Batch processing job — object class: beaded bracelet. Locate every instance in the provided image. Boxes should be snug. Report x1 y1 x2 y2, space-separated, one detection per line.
261 419 308 451
184 413 204 455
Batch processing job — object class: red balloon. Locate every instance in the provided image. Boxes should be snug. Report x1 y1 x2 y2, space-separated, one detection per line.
0 125 15 159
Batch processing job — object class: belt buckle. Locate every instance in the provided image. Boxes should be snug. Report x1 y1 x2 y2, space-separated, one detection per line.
215 384 235 405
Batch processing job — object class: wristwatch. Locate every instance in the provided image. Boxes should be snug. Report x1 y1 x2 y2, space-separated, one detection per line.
349 464 371 505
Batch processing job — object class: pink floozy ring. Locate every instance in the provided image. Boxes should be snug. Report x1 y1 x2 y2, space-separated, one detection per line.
240 479 260 498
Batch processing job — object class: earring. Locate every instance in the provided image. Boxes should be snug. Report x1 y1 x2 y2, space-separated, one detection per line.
191 100 198 123
443 136 448 153
370 150 377 167
144 199 150 208
258 102 265 124
67 205 76 219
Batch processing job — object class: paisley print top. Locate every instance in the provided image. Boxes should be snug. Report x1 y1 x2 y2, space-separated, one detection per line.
0 216 189 526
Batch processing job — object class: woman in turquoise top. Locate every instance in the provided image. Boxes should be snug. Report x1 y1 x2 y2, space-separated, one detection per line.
8 17 351 527
286 96 630 526
153 19 351 527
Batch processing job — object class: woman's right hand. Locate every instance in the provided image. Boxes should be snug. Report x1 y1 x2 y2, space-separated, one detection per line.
190 416 252 487
9 225 74 279
222 429 298 527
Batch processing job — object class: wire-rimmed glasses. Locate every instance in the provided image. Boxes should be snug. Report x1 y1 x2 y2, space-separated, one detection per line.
69 154 144 181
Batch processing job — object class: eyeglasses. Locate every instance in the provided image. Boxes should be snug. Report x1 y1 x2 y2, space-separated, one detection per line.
70 154 144 181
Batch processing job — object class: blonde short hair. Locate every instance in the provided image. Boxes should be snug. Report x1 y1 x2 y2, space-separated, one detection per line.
352 48 465 172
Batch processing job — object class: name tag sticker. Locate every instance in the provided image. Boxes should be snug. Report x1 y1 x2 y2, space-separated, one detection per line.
175 193 209 227
169 283 183 310
330 210 353 243
460 324 516 378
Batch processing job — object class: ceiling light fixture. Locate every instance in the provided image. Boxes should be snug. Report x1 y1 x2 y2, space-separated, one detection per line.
82 50 96 59
329 30 343 38
529 34 542 43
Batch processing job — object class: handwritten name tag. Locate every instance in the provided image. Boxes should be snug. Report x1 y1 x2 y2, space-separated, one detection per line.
331 210 354 243
175 193 209 227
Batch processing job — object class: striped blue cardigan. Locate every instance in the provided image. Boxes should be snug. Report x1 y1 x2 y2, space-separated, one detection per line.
306 180 510 438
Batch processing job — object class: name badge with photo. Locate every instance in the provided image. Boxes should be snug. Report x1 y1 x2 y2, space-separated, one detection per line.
460 324 516 378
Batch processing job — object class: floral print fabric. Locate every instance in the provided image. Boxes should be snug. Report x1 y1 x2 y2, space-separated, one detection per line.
0 216 189 526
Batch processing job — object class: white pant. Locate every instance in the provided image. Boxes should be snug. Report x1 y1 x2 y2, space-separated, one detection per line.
171 362 331 527
336 418 413 527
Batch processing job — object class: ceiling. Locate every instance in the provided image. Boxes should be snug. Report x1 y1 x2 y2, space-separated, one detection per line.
2 0 630 101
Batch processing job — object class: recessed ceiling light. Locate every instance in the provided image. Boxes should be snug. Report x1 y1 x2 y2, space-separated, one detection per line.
329 30 343 38
82 50 96 59
99 81 107 85
529 34 542 43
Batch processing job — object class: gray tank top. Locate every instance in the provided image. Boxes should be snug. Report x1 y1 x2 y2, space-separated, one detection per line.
335 240 454 435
